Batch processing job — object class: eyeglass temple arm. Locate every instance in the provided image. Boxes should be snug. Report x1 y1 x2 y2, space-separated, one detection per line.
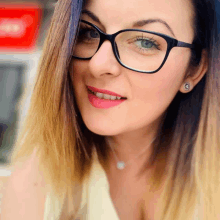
177 41 195 49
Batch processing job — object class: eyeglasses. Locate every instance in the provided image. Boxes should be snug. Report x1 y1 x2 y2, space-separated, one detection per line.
72 20 196 74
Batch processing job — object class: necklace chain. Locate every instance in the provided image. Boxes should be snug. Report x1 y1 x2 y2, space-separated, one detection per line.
109 137 156 170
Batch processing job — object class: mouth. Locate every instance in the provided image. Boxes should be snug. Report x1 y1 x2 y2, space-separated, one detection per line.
87 86 127 101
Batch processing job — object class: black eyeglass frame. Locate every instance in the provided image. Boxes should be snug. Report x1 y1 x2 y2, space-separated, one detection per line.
73 20 196 74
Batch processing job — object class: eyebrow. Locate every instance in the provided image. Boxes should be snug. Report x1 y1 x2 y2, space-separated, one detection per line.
82 9 176 37
133 19 176 37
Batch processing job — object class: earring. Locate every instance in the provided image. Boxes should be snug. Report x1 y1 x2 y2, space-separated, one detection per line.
184 82 191 91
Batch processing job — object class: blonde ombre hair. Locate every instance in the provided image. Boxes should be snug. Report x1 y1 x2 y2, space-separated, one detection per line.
11 0 220 219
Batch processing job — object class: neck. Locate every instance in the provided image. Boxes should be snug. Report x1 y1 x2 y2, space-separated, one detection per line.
106 128 158 169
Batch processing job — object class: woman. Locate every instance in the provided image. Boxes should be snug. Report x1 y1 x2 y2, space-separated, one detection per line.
1 0 220 219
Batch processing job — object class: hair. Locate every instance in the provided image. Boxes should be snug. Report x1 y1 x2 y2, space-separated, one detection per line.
11 0 220 219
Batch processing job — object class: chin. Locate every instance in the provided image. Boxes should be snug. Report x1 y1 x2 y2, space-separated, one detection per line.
86 123 119 136
81 117 121 136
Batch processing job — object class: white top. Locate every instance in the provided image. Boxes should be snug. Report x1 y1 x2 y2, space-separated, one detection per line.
75 159 119 220
43 156 201 220
44 157 120 220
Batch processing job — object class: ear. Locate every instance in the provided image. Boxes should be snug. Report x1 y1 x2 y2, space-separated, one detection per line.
179 49 208 93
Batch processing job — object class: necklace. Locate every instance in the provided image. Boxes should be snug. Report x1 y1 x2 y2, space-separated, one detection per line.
109 137 156 170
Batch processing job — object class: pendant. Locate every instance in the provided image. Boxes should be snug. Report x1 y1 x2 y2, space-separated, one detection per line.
117 161 125 170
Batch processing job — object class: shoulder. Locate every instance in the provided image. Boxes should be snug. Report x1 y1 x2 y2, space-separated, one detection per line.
0 149 47 220
0 174 9 215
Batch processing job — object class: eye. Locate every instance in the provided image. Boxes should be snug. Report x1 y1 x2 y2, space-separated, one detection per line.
124 32 162 55
134 38 159 50
79 27 99 41
136 39 155 49
89 29 99 39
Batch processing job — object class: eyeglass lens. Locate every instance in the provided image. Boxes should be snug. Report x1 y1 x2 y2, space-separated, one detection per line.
73 22 168 72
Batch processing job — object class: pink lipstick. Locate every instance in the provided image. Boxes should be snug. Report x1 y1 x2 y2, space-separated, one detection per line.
87 86 127 109
87 86 125 97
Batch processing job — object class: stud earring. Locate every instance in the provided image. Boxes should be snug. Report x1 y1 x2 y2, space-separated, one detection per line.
184 82 191 91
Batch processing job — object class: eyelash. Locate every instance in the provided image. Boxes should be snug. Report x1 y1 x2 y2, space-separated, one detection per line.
79 27 98 38
135 36 160 48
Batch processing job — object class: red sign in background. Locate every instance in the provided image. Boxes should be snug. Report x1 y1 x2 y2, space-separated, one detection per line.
0 3 42 52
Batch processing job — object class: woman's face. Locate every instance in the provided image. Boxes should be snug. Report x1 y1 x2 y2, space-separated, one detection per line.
71 0 194 136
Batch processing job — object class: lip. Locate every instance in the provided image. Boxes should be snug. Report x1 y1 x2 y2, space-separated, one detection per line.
87 92 126 109
87 85 126 98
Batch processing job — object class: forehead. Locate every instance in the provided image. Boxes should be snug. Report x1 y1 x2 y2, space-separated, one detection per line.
84 0 195 41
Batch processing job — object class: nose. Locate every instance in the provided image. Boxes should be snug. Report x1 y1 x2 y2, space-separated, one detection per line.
88 40 122 78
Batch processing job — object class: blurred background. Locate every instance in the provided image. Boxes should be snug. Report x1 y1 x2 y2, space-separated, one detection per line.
0 0 57 169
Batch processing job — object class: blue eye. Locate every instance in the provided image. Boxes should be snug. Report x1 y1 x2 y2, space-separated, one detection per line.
140 40 154 48
135 39 158 50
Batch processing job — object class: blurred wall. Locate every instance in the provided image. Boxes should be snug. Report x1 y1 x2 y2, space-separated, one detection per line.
0 0 56 164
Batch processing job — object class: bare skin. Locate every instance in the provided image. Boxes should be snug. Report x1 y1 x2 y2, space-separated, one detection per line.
71 0 208 219
105 152 165 220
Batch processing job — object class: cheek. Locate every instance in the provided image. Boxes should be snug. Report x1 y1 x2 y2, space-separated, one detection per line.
70 61 88 114
71 61 83 81
151 50 191 97
126 54 189 126
71 61 86 91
